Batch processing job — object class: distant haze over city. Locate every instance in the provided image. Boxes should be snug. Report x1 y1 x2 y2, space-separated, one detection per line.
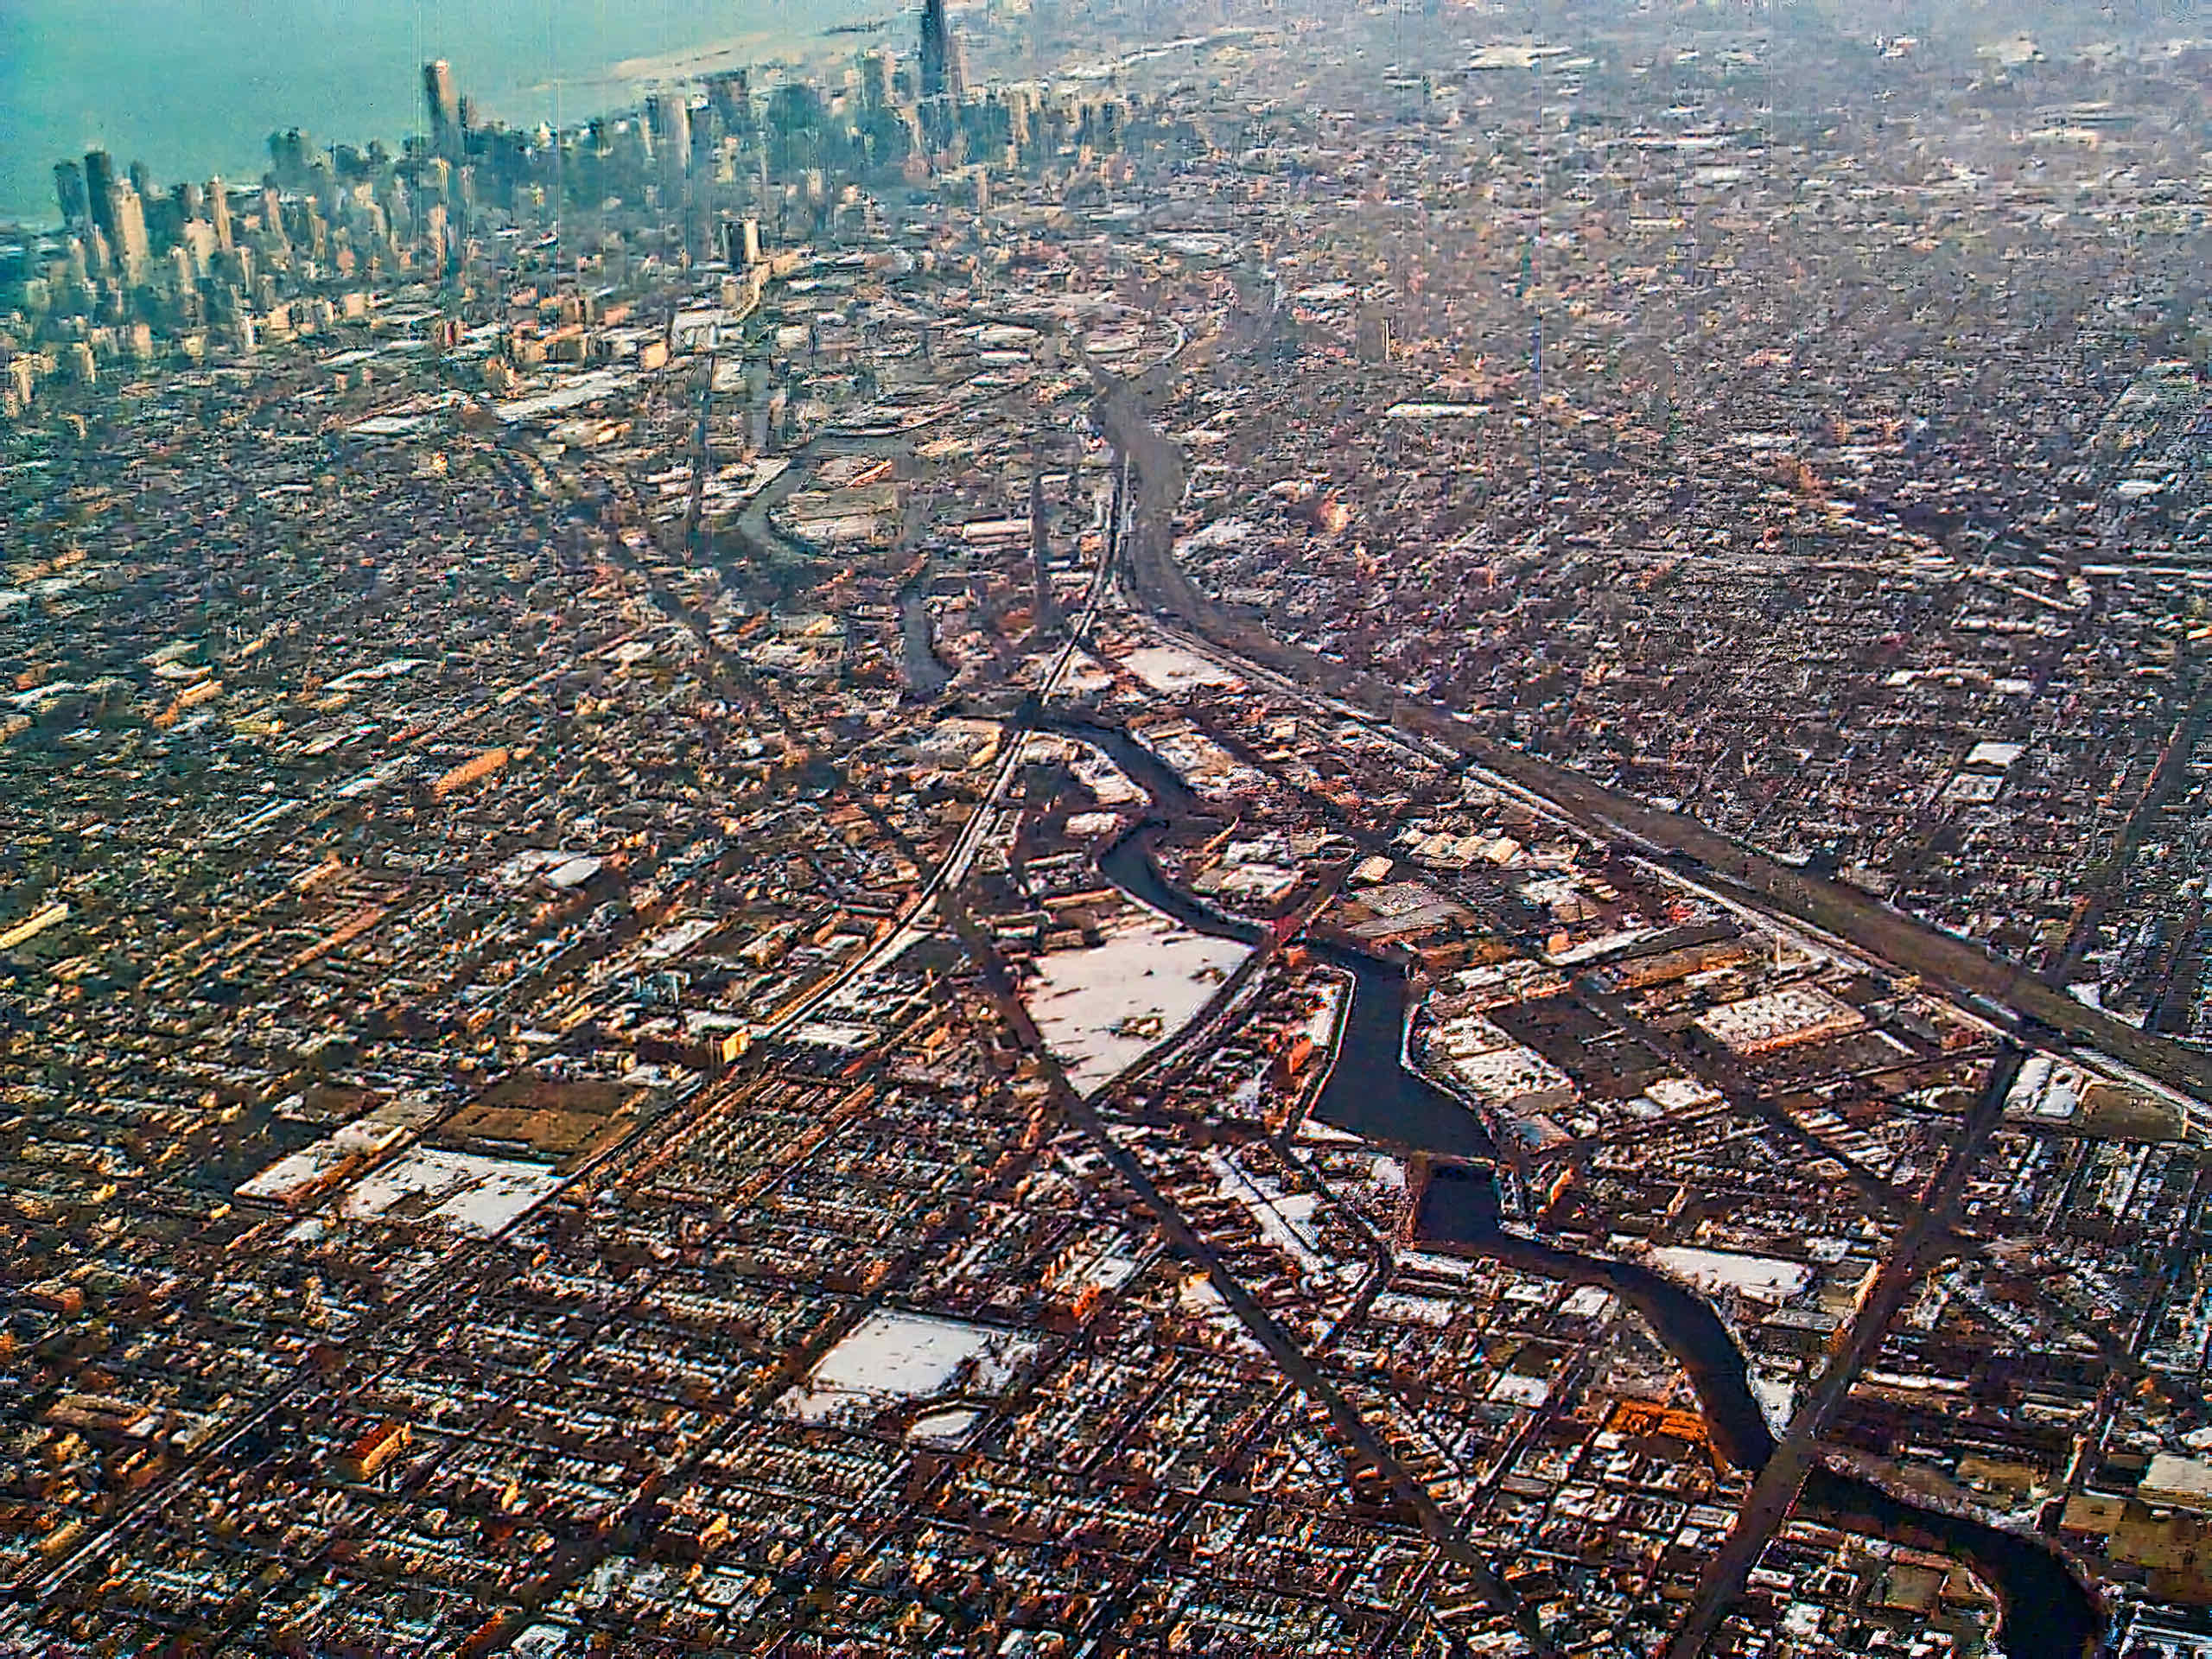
7 0 2203 225
0 0 880 226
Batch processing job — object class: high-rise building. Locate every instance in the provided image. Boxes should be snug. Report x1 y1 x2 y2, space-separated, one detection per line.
860 48 894 112
423 60 461 153
54 162 87 228
207 177 233 252
647 93 692 174
708 70 753 143
180 218 218 277
1030 467 1061 629
1004 87 1034 151
111 183 151 280
1355 305 1393 364
268 130 312 182
919 0 950 102
83 150 118 244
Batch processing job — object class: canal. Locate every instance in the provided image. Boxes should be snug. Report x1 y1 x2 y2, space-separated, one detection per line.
1049 710 2104 1658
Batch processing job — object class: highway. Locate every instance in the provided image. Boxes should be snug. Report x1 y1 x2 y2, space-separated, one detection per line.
1661 1044 2032 1659
748 446 1130 1039
1079 358 2139 1659
1084 370 2212 1116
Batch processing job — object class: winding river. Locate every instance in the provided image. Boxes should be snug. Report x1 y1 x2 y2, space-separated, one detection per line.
1052 711 2105 1659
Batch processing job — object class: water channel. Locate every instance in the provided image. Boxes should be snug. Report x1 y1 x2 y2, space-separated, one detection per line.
1051 712 2104 1658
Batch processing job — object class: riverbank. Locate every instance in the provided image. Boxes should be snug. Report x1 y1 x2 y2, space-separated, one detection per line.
1061 697 2104 1658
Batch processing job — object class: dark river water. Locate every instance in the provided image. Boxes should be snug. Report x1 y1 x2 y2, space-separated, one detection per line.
1052 710 2105 1659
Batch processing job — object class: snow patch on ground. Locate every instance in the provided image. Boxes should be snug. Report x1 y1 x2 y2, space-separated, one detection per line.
1116 644 1245 695
907 1407 984 1447
1172 518 1255 557
1487 1372 1551 1407
335 1147 563 1236
1205 1151 1326 1278
1023 917 1249 1096
1070 744 1145 806
1751 1371 1796 1434
778 1311 1038 1425
1645 1245 1812 1304
1561 1284 1616 1319
1369 1291 1459 1327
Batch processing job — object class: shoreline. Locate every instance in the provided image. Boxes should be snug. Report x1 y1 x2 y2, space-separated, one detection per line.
524 9 901 99
0 2 899 232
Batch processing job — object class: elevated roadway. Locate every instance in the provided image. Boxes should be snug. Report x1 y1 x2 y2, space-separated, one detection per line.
1085 372 2212 1114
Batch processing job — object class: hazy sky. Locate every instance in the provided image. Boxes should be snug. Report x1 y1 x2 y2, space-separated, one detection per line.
0 0 867 225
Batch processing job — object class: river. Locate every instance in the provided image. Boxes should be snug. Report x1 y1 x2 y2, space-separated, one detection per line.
1051 709 2105 1658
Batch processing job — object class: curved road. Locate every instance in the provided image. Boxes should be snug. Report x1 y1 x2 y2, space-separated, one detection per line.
1082 359 2120 1657
1084 369 2212 1116
1082 715 2101 1659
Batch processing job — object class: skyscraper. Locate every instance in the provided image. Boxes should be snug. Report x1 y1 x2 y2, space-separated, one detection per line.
860 48 894 112
110 183 150 281
268 130 311 183
423 60 461 154
919 0 950 103
647 93 692 174
1355 305 1392 365
1030 465 1061 630
54 162 87 229
708 71 751 141
207 177 232 252
83 150 118 245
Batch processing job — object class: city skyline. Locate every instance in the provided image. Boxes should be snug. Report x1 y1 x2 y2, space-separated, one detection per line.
0 0 883 227
4 1 2212 1656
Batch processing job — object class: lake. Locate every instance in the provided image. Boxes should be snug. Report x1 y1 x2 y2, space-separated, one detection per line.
0 0 887 226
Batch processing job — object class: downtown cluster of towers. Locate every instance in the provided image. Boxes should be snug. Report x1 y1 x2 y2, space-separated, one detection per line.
53 0 972 260
24 0 1136 370
413 0 967 184
49 151 192 288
